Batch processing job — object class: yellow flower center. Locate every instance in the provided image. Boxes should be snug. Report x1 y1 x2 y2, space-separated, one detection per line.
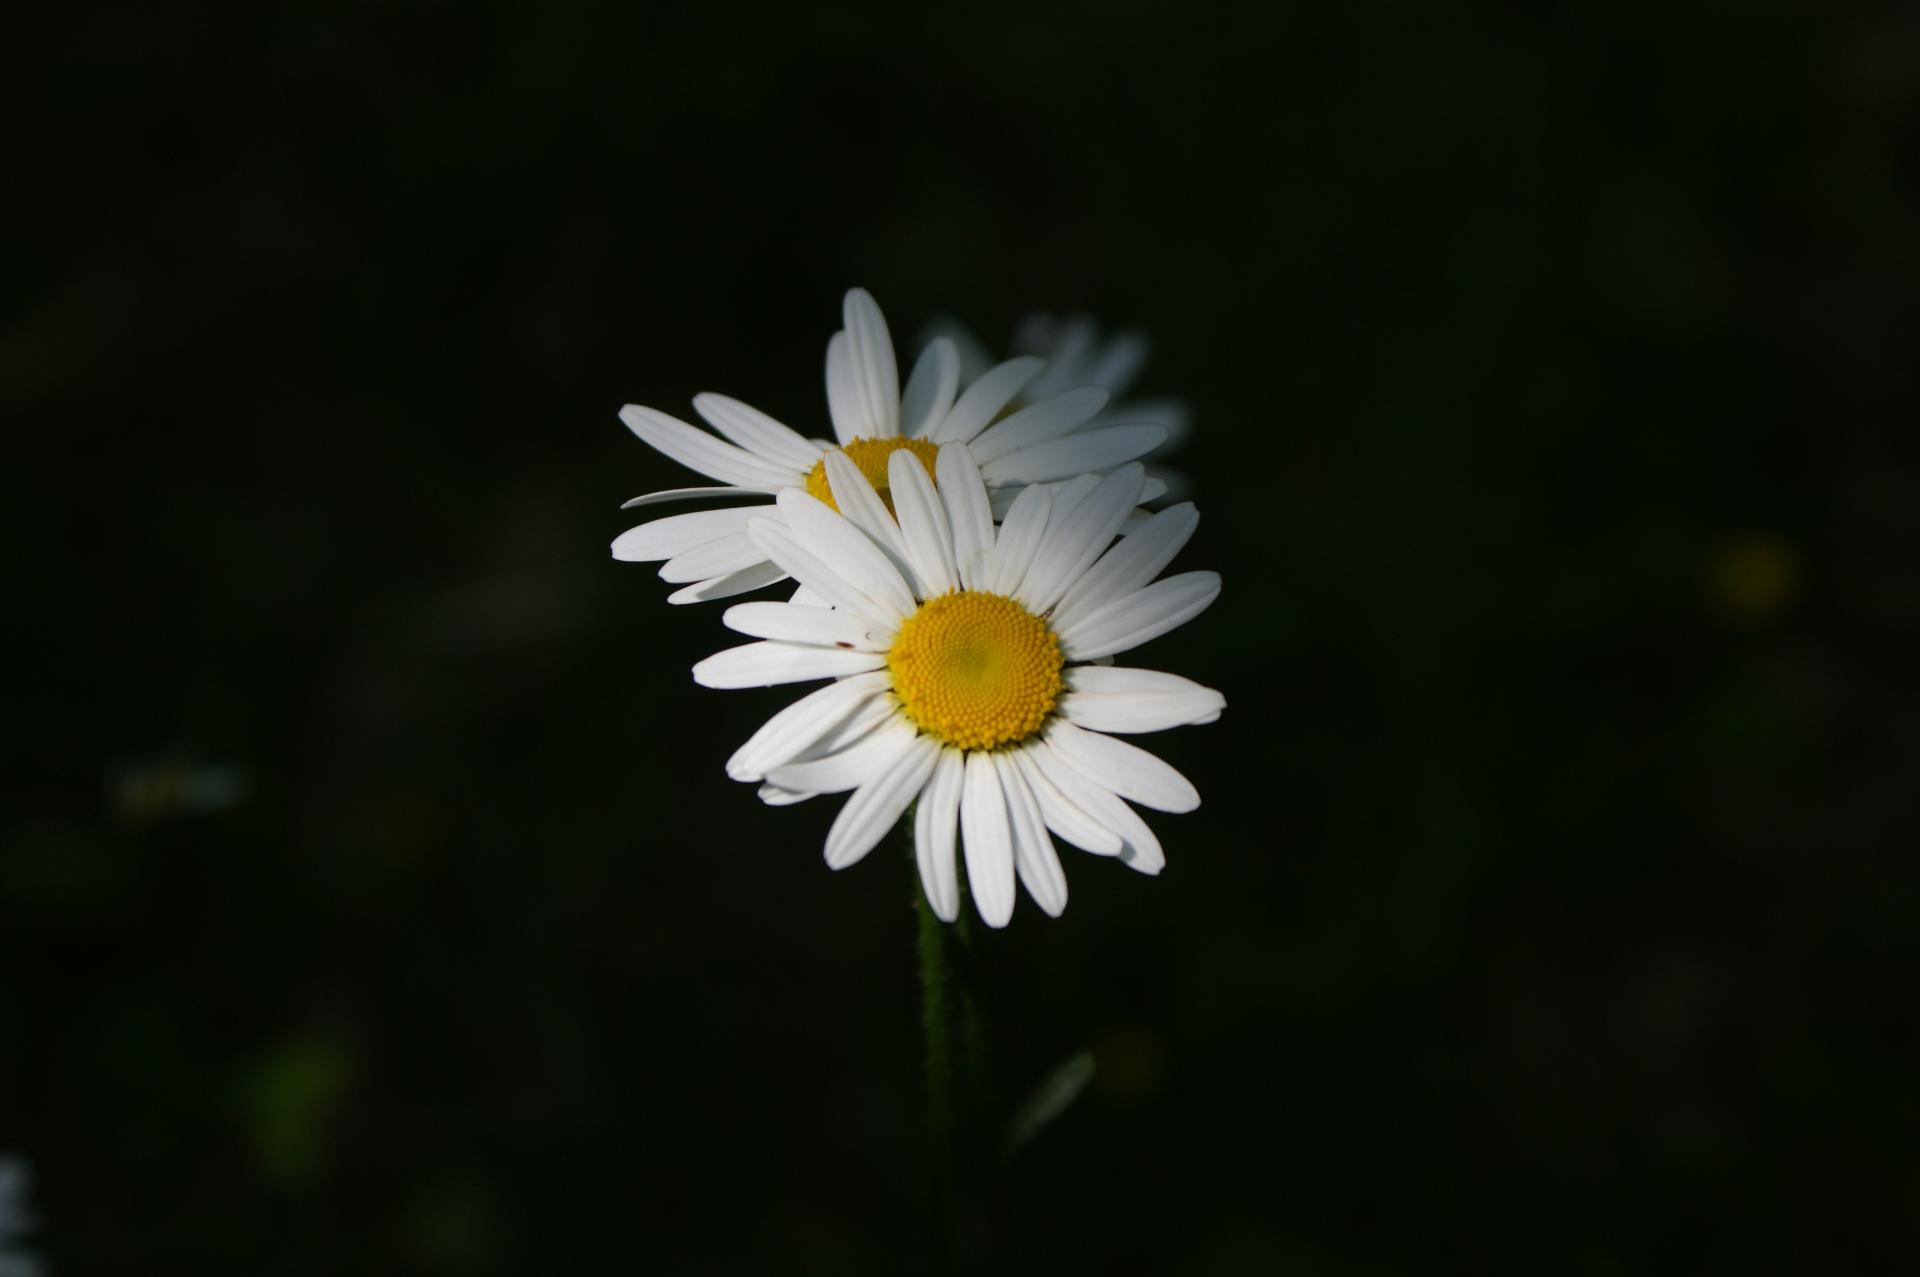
806 437 940 514
887 591 1063 751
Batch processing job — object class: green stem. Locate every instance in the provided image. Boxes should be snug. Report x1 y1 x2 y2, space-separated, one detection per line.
917 855 955 1236
913 818 1004 1274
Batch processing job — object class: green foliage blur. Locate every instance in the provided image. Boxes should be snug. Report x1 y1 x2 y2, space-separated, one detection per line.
4 0 1915 1272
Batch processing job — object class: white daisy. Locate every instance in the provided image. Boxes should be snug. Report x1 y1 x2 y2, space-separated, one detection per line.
938 311 1193 499
691 450 1223 927
612 289 1171 603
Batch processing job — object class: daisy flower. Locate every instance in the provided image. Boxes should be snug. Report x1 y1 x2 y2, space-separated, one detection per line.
692 449 1222 927
613 289 1171 603
937 311 1193 500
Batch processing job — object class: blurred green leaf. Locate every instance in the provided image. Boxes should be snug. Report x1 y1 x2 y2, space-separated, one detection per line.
1003 1050 1095 1160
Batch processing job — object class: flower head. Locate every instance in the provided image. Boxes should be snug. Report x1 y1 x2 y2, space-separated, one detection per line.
693 448 1222 927
613 289 1171 603
937 310 1194 500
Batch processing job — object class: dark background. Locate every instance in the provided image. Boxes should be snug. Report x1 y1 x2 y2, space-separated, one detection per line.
5 1 1916 1272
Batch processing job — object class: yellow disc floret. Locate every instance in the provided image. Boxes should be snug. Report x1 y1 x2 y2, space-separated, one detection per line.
888 591 1063 751
806 437 940 515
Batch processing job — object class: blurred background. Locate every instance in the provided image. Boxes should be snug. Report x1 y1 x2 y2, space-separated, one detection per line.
4 1 1917 1272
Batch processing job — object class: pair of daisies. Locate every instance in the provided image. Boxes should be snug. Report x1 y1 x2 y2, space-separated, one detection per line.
614 290 1222 927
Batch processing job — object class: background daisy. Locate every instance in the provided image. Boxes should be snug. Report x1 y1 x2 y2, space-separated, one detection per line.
691 454 1221 927
613 289 1170 602
934 311 1194 501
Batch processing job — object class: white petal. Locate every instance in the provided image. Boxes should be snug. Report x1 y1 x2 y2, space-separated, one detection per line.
1145 466 1189 504
996 752 1068 918
843 288 900 438
1137 476 1169 504
936 442 993 591
1040 474 1101 538
658 532 766 583
1027 740 1165 874
692 641 885 689
979 424 1168 486
620 405 797 491
987 482 1025 523
985 483 1051 598
915 749 965 921
890 450 956 595
620 486 750 510
691 393 823 470
822 449 918 592
807 693 897 758
923 316 993 384
824 735 939 869
900 337 961 438
966 386 1111 466
927 356 1045 444
824 331 863 445
1020 315 1094 399
721 601 895 650
1043 719 1199 813
725 669 893 782
1051 503 1198 631
762 692 900 801
1011 312 1062 360
666 561 790 604
1059 667 1226 733
749 518 893 625
1090 330 1149 395
758 783 814 807
775 490 915 623
1066 665 1223 705
1057 571 1221 662
768 716 917 795
612 506 764 562
1010 748 1123 856
1065 666 1194 694
1129 397 1192 449
961 751 1016 928
1017 463 1145 615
